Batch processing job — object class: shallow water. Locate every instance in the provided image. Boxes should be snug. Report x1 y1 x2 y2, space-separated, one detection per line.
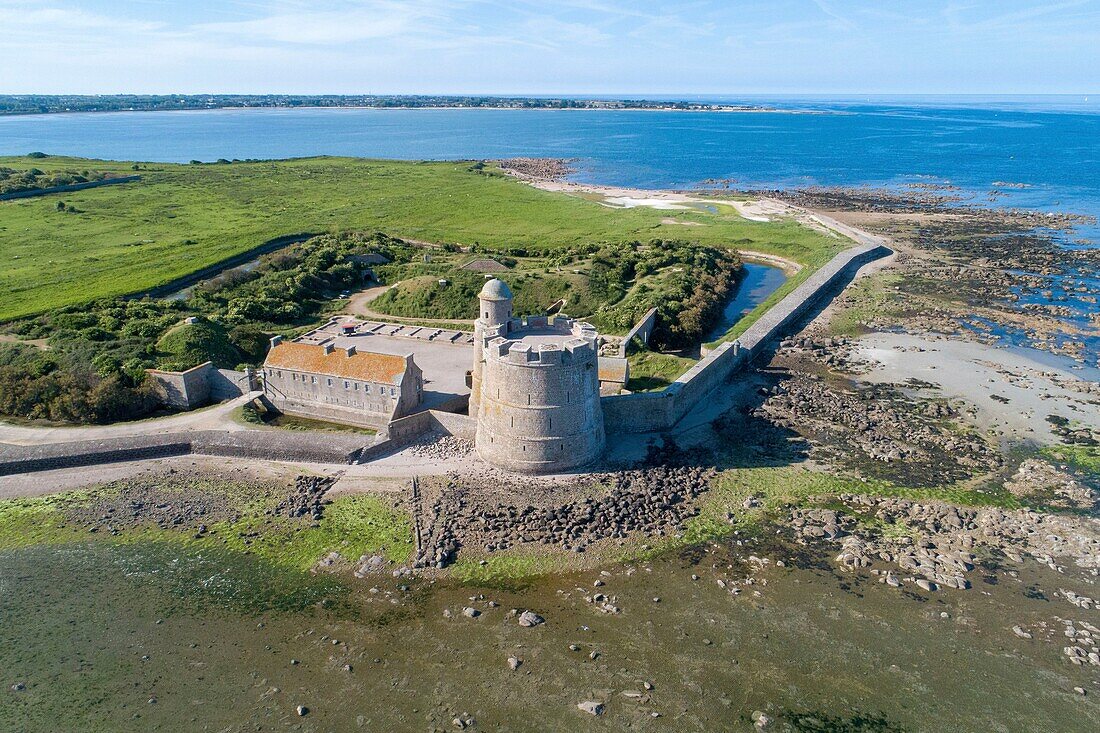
706 262 788 342
3 537 1097 732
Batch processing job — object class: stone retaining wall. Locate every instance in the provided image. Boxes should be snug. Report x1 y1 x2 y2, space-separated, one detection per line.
0 434 195 476
0 430 370 477
602 242 889 435
618 307 658 356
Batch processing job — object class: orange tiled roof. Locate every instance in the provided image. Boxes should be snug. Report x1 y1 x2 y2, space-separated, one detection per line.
265 342 409 385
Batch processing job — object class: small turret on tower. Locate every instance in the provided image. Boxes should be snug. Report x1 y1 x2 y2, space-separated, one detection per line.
470 278 514 413
478 278 513 331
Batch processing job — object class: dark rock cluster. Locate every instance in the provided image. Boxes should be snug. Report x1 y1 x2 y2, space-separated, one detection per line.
758 373 1000 485
414 466 713 568
272 475 336 521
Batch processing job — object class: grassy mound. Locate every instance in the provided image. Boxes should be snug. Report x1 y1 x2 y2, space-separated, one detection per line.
156 318 241 370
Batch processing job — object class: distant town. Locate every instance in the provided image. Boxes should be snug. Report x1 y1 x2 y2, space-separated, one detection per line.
0 94 775 116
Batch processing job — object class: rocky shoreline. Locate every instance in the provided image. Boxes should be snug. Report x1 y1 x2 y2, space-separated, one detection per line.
496 157 576 181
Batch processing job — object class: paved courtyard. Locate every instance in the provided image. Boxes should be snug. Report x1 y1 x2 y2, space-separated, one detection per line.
301 318 474 412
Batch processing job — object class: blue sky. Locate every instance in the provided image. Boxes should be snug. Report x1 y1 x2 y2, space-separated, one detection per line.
0 0 1097 94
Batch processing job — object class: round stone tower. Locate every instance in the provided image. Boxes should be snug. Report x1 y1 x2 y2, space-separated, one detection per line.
470 278 513 413
474 314 606 474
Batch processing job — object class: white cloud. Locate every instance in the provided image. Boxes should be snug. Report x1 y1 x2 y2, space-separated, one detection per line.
195 1 446 45
0 5 165 34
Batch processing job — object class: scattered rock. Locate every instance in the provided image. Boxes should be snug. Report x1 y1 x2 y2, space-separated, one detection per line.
577 701 605 716
518 611 545 628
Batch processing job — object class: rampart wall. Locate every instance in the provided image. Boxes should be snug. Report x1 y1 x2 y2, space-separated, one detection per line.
147 362 254 410
603 242 889 435
618 307 658 356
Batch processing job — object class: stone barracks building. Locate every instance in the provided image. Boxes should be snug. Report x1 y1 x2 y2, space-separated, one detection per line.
262 337 424 428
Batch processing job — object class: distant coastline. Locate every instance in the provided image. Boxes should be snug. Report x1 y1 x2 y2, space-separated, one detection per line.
0 94 801 117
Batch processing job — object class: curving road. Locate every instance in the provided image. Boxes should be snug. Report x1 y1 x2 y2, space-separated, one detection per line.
0 392 262 447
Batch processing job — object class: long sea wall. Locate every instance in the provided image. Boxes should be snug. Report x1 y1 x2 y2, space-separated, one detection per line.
602 241 889 435
0 430 370 476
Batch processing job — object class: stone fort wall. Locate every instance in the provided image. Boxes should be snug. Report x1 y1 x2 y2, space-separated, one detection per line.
602 242 889 435
475 333 605 474
147 362 255 410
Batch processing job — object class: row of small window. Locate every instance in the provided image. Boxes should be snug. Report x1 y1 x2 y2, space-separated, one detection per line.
268 369 397 397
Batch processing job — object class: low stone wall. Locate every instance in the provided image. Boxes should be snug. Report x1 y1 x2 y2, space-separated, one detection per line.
603 242 889 435
0 429 372 477
191 431 369 465
146 362 254 410
0 175 141 201
272 399 392 430
0 434 194 476
619 307 658 356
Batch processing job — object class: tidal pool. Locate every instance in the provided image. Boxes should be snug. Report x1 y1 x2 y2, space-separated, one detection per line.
706 263 789 342
2 534 1097 732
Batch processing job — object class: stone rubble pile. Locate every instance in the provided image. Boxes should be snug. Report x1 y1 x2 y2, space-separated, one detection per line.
1059 589 1096 610
413 466 713 568
271 475 336 521
791 494 1100 592
1005 459 1098 510
1061 619 1100 667
408 434 474 461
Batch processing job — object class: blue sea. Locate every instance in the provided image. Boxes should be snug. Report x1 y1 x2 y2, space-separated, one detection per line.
0 95 1098 224
0 95 1096 362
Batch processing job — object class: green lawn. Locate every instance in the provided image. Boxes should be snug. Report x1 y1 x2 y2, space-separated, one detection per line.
0 155 839 322
626 349 696 391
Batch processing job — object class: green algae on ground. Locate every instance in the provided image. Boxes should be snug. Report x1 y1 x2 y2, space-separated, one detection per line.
1042 444 1100 478
680 466 1022 547
0 492 94 548
5 527 1097 733
0 483 413 592
451 552 566 591
200 493 413 572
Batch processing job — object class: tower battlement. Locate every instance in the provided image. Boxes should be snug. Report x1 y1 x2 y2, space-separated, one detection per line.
484 334 597 366
470 278 606 474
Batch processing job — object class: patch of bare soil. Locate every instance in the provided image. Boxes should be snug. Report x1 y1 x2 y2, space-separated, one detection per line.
62 472 334 536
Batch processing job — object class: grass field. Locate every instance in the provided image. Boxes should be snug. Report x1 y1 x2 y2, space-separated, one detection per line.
0 155 840 322
626 349 696 390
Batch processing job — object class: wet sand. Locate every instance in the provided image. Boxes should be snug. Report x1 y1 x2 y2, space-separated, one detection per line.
854 332 1100 444
3 534 1098 732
